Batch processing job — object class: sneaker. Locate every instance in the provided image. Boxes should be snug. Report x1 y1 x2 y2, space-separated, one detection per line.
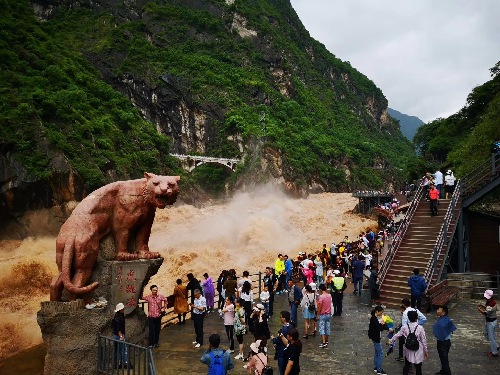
377 369 387 375
319 343 328 348
373 368 378 373
228 350 234 353
243 365 248 369
194 343 201 348
381 304 386 309
192 341 198 345
394 357 404 362
487 352 499 357
234 354 244 360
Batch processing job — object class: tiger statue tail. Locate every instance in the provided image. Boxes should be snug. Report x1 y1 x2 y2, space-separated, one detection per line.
61 239 99 296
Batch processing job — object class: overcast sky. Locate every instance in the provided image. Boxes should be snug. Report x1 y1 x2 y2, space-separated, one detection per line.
290 0 500 122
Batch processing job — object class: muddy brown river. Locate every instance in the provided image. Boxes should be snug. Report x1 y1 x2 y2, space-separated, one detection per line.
0 186 375 361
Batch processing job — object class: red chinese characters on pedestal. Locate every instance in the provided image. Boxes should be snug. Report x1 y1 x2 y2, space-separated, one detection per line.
112 262 149 315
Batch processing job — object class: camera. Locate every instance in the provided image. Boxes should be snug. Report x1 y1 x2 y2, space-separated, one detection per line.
277 329 282 336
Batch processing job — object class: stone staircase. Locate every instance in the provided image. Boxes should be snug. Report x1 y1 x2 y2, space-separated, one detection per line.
379 198 453 308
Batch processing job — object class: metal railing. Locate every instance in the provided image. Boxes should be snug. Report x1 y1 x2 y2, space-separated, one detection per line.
97 335 156 375
461 152 500 197
423 180 462 289
378 182 425 286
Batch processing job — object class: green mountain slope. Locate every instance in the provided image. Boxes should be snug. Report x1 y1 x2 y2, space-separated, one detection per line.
413 62 500 177
1 0 415 215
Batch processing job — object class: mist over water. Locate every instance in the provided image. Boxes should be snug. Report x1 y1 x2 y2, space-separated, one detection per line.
0 186 375 359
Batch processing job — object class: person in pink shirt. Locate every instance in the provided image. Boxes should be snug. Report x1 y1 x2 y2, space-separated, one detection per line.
141 284 167 348
390 310 428 375
316 283 332 348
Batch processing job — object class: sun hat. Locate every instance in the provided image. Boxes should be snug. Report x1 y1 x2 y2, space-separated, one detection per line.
484 289 494 299
114 302 125 312
250 340 267 354
256 303 265 310
333 269 340 275
309 282 317 290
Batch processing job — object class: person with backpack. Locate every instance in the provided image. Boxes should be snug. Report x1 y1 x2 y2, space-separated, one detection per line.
390 310 428 375
200 333 234 375
246 339 270 374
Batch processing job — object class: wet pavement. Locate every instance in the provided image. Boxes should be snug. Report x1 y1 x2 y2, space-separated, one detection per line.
153 282 499 375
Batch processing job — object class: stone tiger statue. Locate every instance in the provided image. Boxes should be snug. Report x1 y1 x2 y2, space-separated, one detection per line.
50 173 180 301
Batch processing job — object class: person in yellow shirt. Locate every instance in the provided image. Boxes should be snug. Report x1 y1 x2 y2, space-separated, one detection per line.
338 243 345 257
274 254 285 294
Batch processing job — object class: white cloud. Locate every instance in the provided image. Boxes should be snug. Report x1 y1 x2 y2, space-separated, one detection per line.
290 0 500 122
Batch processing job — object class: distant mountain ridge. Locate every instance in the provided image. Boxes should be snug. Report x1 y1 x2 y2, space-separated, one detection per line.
387 108 424 141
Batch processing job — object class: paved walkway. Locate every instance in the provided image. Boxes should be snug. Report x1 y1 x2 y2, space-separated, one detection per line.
153 284 499 375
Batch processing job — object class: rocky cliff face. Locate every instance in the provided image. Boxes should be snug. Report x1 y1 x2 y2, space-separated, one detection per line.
1 0 411 232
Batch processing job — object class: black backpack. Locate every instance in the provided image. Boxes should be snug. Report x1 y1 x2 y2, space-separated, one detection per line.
404 324 420 351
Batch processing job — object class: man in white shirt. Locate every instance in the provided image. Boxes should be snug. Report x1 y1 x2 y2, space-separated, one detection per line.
434 169 444 199
191 289 207 348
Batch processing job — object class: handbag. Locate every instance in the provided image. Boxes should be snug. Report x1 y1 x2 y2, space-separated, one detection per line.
306 294 316 313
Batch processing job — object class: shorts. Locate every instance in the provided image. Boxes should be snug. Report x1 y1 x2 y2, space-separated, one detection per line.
318 314 331 336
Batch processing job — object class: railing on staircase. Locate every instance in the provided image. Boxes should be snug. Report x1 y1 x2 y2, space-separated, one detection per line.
461 152 500 197
378 182 425 286
423 180 462 289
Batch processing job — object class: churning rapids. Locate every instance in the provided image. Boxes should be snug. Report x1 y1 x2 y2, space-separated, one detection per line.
0 185 376 359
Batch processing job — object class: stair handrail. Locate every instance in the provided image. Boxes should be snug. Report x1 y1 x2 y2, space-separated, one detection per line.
461 152 500 196
378 182 425 286
423 179 462 290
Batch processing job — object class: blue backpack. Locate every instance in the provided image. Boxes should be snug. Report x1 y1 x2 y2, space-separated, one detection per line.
208 351 225 375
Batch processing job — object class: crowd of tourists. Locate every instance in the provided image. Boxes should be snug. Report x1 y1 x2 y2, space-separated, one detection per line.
110 224 497 374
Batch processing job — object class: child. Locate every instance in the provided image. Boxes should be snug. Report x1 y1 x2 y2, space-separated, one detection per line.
368 305 388 375
260 285 270 316
380 313 395 356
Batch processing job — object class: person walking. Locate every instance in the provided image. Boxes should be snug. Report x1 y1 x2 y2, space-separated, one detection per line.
434 169 444 198
191 289 207 348
432 305 457 375
444 170 456 199
200 333 234 374
330 269 347 316
173 278 189 324
408 268 427 310
429 184 440 216
300 284 316 339
141 284 167 348
352 255 365 296
317 283 332 349
477 289 498 357
368 305 388 375
390 310 428 375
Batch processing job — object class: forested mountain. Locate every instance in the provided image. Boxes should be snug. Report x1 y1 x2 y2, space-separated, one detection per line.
414 62 500 177
0 0 415 226
387 108 424 141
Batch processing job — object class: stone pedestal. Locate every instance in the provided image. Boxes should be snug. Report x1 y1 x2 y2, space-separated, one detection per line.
37 258 163 375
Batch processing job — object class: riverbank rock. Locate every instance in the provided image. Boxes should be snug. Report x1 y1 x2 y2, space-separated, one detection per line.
37 257 162 375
